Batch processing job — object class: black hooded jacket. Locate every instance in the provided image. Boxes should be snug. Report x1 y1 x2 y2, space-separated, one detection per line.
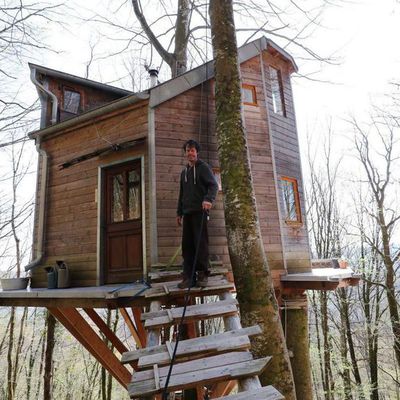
177 159 218 216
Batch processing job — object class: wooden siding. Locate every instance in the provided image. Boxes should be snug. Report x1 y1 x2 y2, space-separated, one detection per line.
31 101 149 287
154 85 230 266
44 76 125 127
154 51 311 280
262 52 311 273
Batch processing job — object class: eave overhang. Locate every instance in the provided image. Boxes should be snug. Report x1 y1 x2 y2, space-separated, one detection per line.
28 91 150 141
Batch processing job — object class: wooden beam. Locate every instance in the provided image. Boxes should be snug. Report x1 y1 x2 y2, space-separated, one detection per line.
131 307 147 347
282 281 339 291
211 380 237 398
83 308 128 355
119 308 144 349
48 307 131 388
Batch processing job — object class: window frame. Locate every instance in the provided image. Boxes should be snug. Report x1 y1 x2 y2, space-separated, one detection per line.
281 176 302 225
62 86 82 114
241 84 258 106
269 66 286 117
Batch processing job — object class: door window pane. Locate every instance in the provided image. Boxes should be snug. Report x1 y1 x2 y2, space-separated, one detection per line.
128 170 141 220
112 174 124 222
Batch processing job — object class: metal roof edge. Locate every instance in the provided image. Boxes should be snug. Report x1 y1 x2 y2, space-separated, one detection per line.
28 63 133 96
149 36 297 108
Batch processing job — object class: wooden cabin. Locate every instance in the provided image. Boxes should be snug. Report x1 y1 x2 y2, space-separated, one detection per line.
26 37 314 290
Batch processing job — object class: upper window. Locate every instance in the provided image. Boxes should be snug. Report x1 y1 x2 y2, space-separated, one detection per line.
269 67 286 116
63 88 81 114
281 177 301 224
242 84 257 106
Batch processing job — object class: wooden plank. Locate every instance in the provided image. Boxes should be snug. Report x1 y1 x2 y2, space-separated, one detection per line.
131 352 254 383
213 386 284 400
83 308 128 355
138 335 250 368
119 308 144 349
142 300 238 329
141 298 237 321
149 266 228 282
48 307 131 388
121 325 261 364
144 277 234 300
128 353 271 397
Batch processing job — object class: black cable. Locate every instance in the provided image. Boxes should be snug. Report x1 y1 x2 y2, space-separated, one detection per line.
161 210 207 400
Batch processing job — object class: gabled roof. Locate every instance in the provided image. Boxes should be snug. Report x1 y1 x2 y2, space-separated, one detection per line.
29 63 132 97
29 36 297 139
149 36 297 108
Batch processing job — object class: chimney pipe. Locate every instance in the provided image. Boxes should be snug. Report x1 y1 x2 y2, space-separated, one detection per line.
148 69 159 88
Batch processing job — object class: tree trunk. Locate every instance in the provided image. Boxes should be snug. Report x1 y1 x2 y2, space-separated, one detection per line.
283 294 313 400
43 312 56 400
209 0 295 397
7 307 16 400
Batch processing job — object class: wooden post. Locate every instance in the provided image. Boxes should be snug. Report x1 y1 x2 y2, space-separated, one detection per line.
144 300 162 400
220 292 262 393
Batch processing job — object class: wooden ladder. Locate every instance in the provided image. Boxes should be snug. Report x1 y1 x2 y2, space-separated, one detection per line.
122 266 284 399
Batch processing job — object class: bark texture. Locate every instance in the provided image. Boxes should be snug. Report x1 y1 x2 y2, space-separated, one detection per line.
284 296 313 400
209 0 295 397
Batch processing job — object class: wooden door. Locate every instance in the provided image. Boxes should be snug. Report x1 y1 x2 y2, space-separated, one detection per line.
103 160 142 284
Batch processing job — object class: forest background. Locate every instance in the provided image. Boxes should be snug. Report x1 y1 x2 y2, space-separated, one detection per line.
0 0 400 399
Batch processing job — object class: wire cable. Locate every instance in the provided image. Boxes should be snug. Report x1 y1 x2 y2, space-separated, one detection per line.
161 210 207 399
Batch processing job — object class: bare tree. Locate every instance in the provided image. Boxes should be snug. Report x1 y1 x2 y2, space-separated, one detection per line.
350 112 400 370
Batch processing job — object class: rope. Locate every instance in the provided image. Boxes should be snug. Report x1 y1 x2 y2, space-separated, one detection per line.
161 210 207 399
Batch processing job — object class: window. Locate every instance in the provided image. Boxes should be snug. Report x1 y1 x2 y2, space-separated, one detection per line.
212 168 222 192
269 67 285 116
281 177 301 223
242 84 257 106
63 88 81 114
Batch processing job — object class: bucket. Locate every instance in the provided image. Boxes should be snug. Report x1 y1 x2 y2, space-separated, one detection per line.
45 267 58 289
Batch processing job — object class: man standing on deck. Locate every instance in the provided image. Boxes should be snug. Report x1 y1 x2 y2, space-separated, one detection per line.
176 139 218 288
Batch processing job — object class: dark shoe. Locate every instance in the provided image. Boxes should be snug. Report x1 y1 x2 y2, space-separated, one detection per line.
197 271 208 288
177 274 194 289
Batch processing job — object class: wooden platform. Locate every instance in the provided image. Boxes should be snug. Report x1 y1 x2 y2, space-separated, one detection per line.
1 264 283 398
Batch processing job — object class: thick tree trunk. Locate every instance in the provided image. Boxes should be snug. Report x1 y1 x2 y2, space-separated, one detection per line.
209 0 295 397
283 294 313 400
43 312 56 400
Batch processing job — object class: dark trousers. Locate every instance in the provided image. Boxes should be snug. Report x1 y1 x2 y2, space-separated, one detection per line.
182 212 209 277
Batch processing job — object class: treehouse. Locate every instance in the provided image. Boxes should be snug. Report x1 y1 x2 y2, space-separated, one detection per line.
26 36 319 289
0 37 359 399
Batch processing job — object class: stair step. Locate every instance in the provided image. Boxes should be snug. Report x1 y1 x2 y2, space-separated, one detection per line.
149 266 229 283
141 299 238 329
144 276 234 299
213 386 284 400
128 352 271 398
121 325 262 367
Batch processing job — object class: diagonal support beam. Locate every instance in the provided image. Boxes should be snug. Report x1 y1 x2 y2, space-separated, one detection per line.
131 307 147 347
83 308 128 355
120 308 144 349
48 307 131 388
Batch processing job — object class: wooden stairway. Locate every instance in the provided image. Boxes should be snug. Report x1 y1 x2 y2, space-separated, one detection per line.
123 265 284 399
